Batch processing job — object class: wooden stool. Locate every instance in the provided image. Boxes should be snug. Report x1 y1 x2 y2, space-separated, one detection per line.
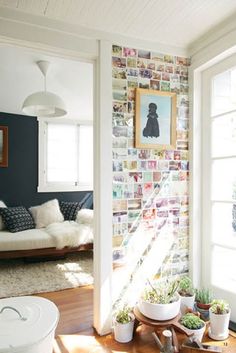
133 306 192 353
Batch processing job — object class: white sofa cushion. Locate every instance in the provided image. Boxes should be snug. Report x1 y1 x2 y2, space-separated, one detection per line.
29 199 64 229
76 209 93 225
0 201 7 230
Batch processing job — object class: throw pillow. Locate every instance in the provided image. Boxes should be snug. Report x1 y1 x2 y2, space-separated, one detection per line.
29 199 64 228
0 200 7 230
59 201 80 221
76 209 93 225
0 206 35 233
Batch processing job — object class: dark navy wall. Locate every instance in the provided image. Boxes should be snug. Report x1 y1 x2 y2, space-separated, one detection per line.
0 112 91 208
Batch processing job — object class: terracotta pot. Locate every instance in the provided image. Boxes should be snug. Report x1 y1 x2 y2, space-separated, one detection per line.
196 302 211 310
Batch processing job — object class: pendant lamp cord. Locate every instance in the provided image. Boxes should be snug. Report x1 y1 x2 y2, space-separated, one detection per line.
44 74 47 92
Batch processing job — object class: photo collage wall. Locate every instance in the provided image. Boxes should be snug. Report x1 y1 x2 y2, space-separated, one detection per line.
112 44 190 279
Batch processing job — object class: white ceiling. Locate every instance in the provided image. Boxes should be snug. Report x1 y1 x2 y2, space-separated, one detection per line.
0 0 236 50
0 1 236 117
0 46 93 119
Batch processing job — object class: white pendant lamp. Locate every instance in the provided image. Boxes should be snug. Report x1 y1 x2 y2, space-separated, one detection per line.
22 60 67 118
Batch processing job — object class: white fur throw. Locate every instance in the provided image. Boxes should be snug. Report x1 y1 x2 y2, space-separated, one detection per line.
46 221 93 249
29 199 64 229
76 209 93 225
0 200 7 230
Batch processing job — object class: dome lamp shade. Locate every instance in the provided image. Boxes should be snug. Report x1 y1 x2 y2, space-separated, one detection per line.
22 61 67 118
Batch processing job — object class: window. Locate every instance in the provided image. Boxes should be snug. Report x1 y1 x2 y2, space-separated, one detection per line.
202 55 236 322
38 118 93 192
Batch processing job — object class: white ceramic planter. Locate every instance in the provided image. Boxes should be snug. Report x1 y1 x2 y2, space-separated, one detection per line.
139 294 180 321
113 314 135 343
183 322 206 342
0 296 59 353
179 294 195 314
209 310 230 340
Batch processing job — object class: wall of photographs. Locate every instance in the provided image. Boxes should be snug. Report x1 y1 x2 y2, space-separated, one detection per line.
112 44 190 303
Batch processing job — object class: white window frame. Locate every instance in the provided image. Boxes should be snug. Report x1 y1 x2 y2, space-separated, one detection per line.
38 117 93 192
190 50 236 319
201 54 236 322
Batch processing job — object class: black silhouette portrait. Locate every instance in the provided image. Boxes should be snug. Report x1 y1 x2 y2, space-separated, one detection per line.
143 102 159 138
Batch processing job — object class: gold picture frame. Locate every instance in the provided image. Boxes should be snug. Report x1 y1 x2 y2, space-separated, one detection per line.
135 88 176 150
0 126 8 167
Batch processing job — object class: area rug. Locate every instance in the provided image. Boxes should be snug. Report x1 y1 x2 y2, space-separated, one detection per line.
0 251 93 298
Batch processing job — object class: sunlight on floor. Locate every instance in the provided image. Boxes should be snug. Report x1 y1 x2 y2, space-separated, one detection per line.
53 334 130 353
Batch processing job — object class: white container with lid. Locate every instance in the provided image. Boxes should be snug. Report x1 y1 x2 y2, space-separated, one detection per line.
0 296 59 353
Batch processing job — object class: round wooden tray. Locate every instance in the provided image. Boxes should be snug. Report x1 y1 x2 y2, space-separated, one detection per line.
133 306 192 336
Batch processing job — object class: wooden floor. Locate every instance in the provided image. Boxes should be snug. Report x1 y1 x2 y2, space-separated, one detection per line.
38 286 236 353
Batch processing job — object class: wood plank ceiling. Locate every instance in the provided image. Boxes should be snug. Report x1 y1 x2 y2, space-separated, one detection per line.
0 0 236 49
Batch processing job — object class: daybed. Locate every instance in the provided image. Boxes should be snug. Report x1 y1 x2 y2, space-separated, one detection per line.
0 221 93 260
0 196 94 260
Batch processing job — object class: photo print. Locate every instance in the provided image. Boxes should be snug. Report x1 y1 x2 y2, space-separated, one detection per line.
112 45 122 56
128 199 142 210
150 80 160 90
112 56 126 68
128 172 143 183
138 50 151 59
123 47 137 57
127 57 137 68
113 199 127 212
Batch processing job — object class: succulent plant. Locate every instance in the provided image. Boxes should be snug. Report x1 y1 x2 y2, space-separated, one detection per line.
143 279 179 304
195 288 213 304
210 299 230 315
181 313 205 330
178 276 194 296
115 304 133 324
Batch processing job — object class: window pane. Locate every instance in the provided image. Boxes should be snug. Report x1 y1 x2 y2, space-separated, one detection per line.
212 112 236 158
212 69 236 116
212 202 236 246
212 158 236 200
211 245 236 293
78 125 93 184
47 124 77 182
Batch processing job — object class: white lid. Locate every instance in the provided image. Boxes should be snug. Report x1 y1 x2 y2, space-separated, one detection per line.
0 296 59 352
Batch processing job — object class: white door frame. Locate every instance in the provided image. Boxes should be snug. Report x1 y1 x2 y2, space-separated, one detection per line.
0 35 113 335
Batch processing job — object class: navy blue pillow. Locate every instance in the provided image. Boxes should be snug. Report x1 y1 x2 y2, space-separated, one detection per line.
0 206 35 233
59 201 80 221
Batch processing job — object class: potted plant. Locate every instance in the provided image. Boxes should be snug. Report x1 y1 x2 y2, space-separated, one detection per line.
209 299 230 340
139 279 180 321
178 276 195 314
180 313 206 342
113 304 135 343
195 288 213 320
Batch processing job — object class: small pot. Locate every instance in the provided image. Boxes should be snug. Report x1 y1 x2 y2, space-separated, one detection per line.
113 313 135 343
196 302 211 310
209 309 231 341
179 293 195 314
138 294 180 321
182 322 206 342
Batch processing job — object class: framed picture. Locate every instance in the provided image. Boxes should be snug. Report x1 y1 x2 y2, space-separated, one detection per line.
0 126 8 167
135 88 176 149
